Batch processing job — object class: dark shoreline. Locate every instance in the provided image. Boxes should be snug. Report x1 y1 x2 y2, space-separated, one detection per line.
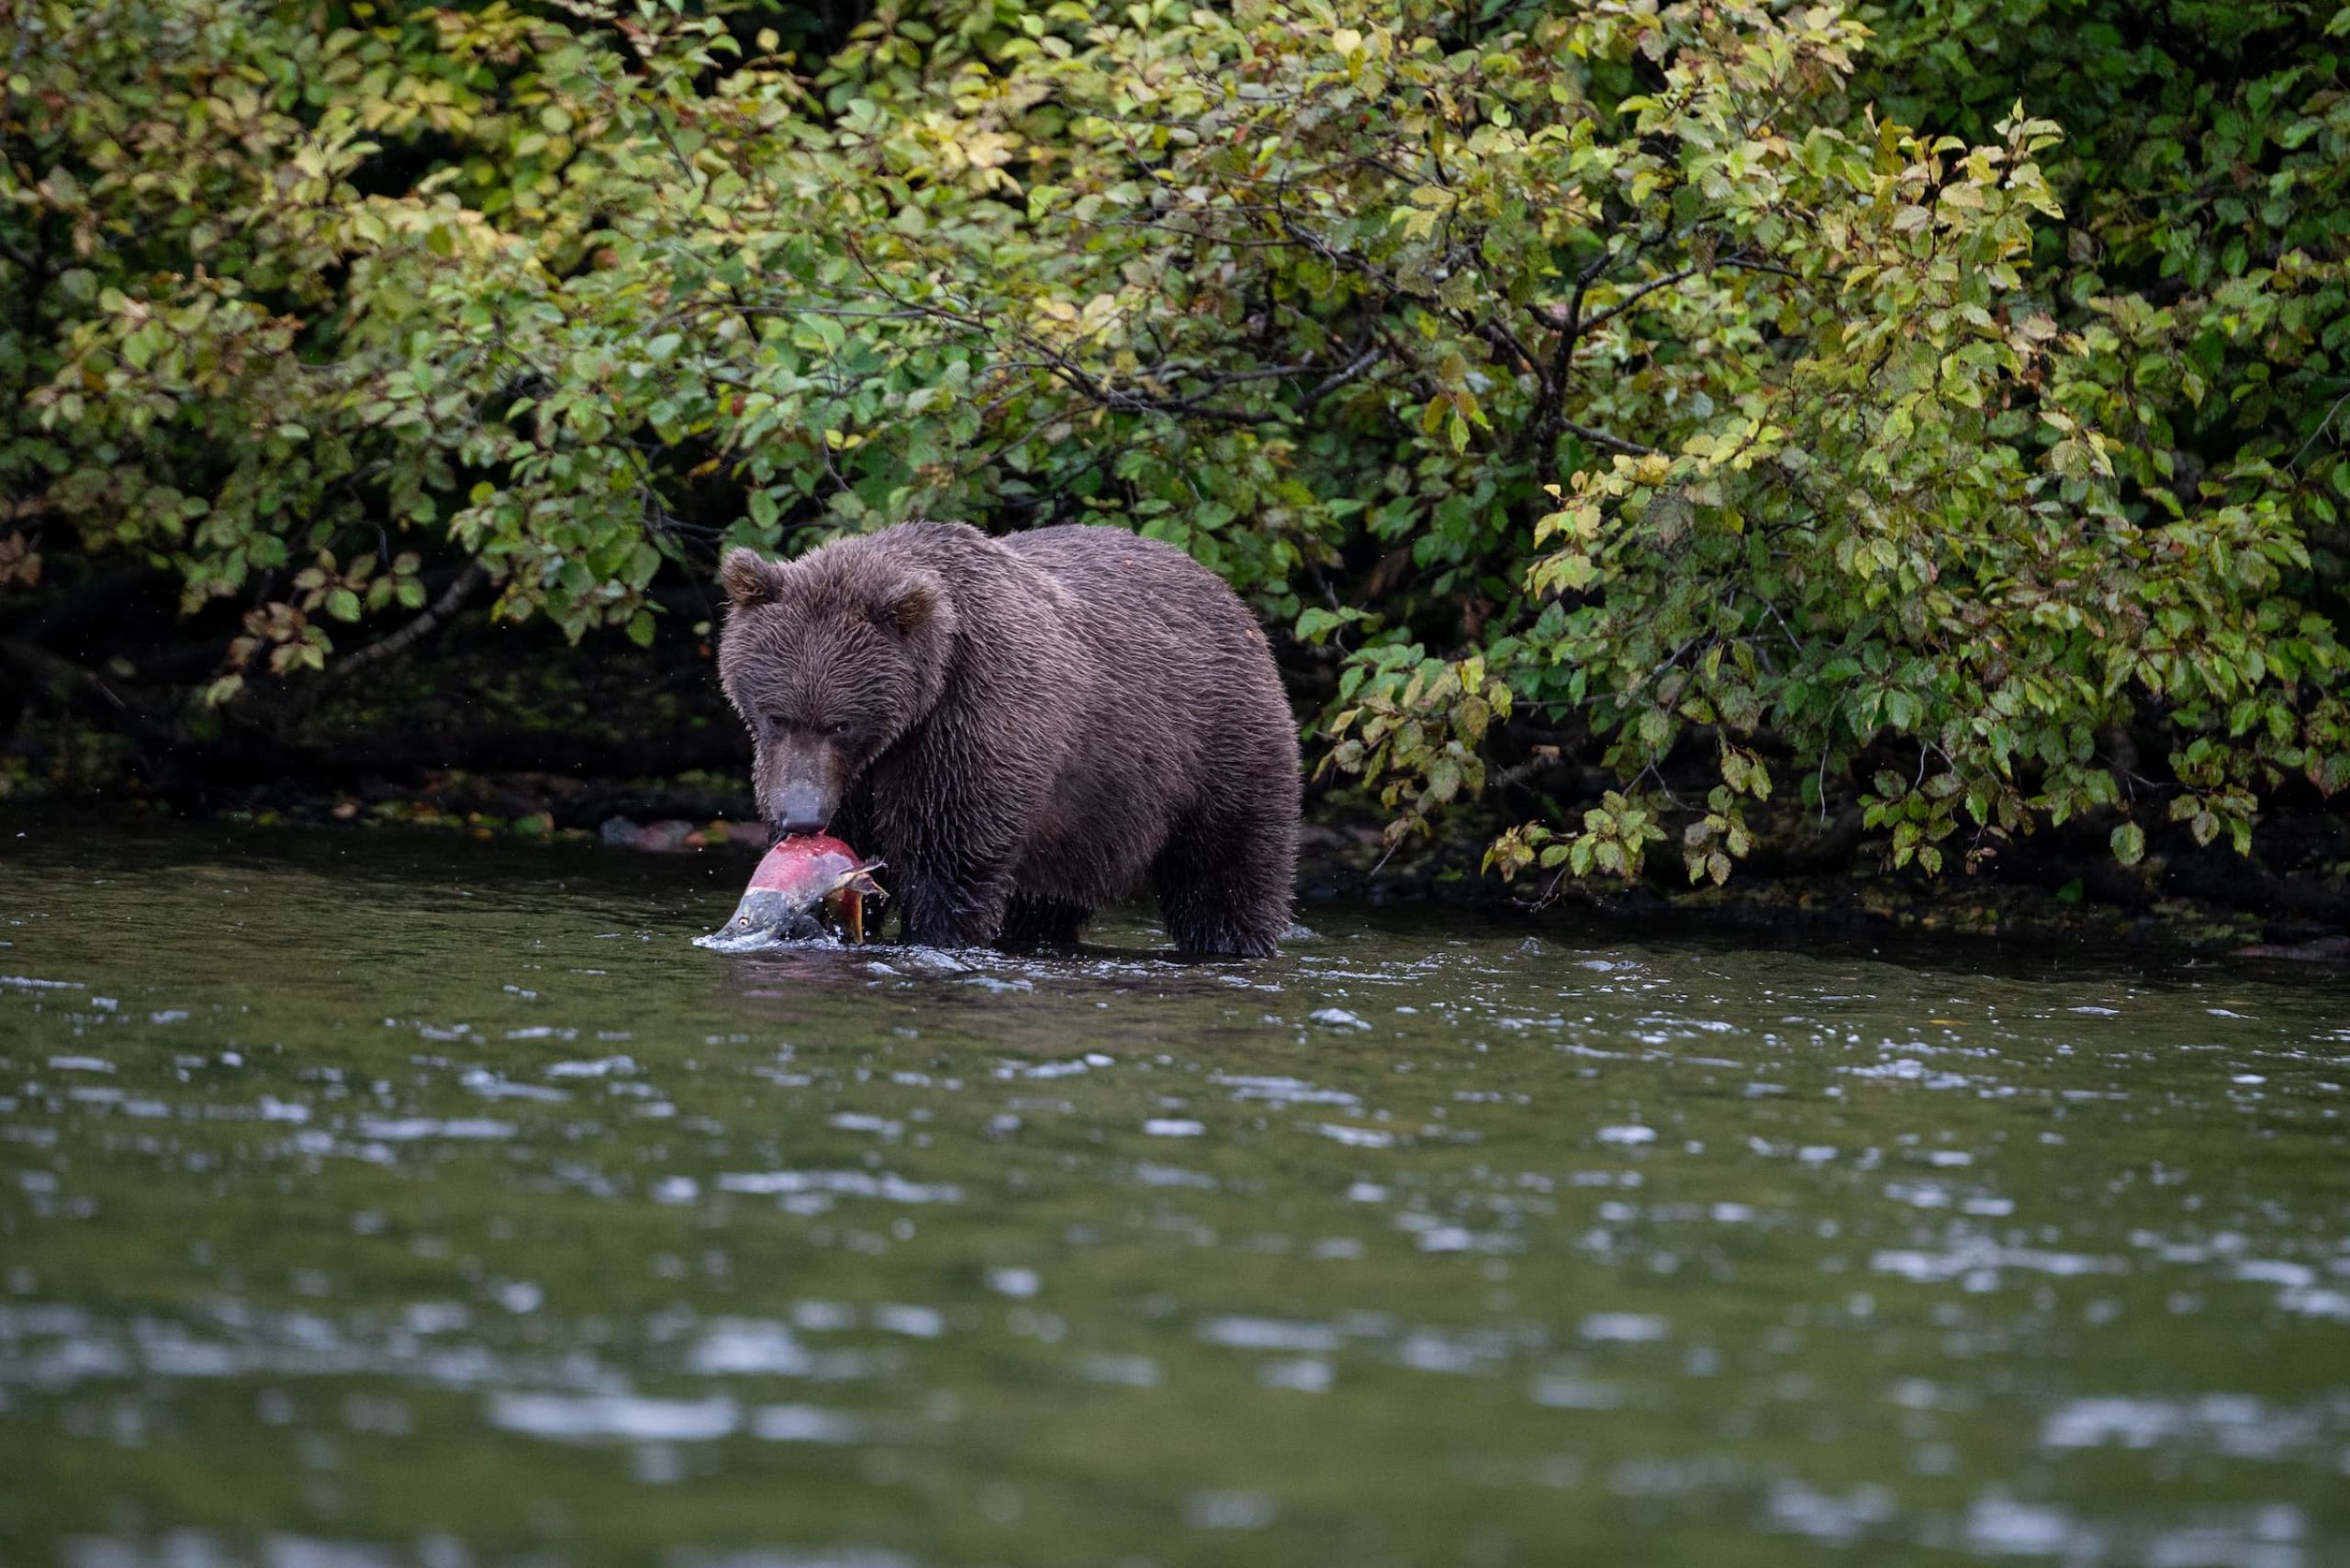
7 782 2345 974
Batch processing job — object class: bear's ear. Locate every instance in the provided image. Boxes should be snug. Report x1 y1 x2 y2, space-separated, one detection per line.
721 547 784 610
871 573 948 638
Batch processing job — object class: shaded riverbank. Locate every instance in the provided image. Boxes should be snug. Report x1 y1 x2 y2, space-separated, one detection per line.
7 787 2348 964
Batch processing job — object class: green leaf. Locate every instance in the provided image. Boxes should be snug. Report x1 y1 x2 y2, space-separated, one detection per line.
1296 607 1343 644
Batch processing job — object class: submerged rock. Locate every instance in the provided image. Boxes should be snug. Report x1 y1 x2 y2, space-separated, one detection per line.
2232 935 2350 963
602 816 763 853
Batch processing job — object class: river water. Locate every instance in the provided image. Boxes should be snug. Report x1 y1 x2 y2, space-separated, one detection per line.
2 822 2346 1566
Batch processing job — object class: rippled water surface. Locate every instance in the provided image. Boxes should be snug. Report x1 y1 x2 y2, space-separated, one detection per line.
4 822 2348 1566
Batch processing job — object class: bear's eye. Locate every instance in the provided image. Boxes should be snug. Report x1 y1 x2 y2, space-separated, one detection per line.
826 721 851 738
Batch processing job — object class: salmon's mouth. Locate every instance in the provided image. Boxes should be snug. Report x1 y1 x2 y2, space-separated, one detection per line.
695 888 832 952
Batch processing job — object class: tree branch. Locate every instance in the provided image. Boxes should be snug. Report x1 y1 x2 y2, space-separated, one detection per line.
1576 264 1702 337
1297 340 1387 415
1559 419 1661 457
2288 387 2350 471
324 562 489 685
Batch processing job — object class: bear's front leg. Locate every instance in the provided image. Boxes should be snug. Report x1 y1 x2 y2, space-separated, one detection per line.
895 858 1017 949
879 789 1027 949
868 702 1055 949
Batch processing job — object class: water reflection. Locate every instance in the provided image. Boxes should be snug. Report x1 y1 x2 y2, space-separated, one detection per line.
2 822 2346 1564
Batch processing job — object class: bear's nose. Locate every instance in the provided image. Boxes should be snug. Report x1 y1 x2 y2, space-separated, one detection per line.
770 785 831 836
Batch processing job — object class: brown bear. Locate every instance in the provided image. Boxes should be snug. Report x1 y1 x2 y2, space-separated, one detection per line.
717 521 1299 956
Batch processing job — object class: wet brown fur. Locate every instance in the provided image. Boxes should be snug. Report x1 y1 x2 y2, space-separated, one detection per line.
717 521 1300 956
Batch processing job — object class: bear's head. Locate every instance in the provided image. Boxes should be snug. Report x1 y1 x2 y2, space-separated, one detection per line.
716 543 956 835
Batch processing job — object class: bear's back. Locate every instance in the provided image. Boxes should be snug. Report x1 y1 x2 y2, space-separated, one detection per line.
1002 525 1263 666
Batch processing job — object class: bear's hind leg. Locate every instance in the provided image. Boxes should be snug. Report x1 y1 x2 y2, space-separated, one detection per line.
1151 799 1295 958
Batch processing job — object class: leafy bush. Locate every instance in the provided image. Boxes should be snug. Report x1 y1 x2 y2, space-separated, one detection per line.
1855 0 2350 858
3 0 2344 888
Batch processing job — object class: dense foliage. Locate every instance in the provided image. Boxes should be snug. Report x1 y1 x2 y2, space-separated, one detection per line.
3 0 2345 895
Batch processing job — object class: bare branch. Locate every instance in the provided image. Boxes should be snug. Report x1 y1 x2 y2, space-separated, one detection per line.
1297 341 1388 414
2288 387 2350 471
1577 264 1703 337
1559 418 1660 457
325 562 489 684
